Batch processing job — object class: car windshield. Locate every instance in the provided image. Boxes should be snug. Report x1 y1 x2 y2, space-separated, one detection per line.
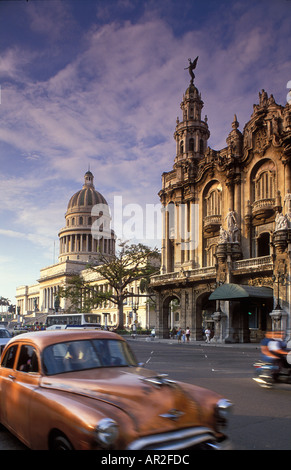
0 329 11 338
42 338 137 375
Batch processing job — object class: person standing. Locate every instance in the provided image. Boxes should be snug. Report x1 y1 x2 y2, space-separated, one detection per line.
177 328 182 343
186 327 190 342
182 330 186 343
205 327 211 343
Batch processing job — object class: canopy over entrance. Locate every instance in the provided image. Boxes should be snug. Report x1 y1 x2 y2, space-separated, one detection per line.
209 283 273 301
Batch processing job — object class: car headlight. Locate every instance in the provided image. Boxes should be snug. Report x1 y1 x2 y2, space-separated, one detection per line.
96 418 119 447
215 399 232 430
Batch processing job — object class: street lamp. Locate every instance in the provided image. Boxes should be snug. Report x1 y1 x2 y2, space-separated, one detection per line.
131 287 140 334
272 273 285 310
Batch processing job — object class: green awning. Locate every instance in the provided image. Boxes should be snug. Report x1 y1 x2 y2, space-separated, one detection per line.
209 283 273 301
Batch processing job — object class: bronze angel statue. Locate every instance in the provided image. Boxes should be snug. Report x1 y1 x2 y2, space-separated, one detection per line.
184 56 198 84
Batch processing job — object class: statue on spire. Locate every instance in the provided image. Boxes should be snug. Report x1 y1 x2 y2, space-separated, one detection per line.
184 56 198 85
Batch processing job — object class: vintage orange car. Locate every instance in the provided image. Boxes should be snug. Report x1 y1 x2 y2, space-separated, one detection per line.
0 329 232 450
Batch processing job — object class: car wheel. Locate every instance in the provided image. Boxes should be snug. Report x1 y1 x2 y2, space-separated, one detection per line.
52 434 74 450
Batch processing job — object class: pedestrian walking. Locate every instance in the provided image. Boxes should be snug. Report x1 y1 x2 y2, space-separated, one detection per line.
182 330 186 343
186 327 190 342
177 327 182 343
205 327 211 343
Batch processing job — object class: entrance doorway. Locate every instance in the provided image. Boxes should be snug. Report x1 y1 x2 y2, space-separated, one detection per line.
246 298 273 342
198 292 216 341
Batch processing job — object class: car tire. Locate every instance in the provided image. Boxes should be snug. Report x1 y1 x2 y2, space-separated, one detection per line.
51 434 74 450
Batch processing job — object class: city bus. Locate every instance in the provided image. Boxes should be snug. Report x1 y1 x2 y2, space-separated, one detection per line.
46 313 101 329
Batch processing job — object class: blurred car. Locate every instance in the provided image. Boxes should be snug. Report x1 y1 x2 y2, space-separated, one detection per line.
0 328 12 355
0 330 232 450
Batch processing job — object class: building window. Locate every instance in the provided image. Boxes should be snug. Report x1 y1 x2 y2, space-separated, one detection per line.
189 138 194 151
205 184 222 216
257 232 270 256
207 244 216 267
253 161 275 201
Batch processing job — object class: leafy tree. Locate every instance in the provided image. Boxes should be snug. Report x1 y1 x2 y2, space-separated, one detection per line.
0 296 10 312
58 276 94 313
60 242 160 329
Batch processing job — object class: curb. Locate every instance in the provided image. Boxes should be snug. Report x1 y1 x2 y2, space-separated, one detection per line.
125 335 260 349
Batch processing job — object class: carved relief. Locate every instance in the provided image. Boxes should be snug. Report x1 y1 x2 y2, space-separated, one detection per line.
254 127 268 153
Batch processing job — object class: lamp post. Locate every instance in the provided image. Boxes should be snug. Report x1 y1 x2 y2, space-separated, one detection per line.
270 273 287 331
272 273 285 310
211 281 224 342
131 287 140 336
103 312 109 330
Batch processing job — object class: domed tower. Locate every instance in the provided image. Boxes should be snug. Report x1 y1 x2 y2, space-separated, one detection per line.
58 171 115 263
174 78 210 167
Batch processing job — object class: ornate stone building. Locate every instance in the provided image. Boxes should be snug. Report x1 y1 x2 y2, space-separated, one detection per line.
151 65 291 342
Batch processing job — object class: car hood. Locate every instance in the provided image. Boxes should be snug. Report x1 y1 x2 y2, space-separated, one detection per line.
40 366 220 434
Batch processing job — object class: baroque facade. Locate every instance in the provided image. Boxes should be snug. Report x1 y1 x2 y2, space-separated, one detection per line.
151 67 291 342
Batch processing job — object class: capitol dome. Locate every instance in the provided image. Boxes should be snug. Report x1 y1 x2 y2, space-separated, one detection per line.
67 171 108 213
58 171 115 263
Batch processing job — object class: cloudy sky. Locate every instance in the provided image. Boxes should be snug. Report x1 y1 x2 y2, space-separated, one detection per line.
0 0 290 305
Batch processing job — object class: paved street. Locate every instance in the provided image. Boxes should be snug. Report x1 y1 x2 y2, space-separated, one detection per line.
0 338 290 450
128 338 291 450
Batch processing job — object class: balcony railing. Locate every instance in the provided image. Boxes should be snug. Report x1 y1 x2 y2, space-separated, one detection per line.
233 255 272 270
203 214 221 233
151 266 216 285
151 257 272 285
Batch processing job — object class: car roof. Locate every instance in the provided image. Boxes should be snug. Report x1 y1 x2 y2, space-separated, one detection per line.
6 329 123 350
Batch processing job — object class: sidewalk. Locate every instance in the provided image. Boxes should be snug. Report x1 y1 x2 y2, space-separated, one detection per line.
126 335 260 349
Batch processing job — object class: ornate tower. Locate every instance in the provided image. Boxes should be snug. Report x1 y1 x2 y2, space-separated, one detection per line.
174 81 210 167
159 58 209 273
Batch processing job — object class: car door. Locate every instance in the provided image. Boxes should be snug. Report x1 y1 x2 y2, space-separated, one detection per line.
0 343 19 425
0 342 41 446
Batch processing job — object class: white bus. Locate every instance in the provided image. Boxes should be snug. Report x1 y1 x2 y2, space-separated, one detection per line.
46 313 101 329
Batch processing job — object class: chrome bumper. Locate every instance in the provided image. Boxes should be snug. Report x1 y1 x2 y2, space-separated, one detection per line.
127 427 232 450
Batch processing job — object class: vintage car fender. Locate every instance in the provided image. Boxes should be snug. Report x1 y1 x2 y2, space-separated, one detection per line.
28 384 137 450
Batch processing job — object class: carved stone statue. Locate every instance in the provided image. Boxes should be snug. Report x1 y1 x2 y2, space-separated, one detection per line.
225 209 237 233
223 209 240 243
219 226 228 244
284 190 291 214
259 89 268 107
184 56 198 84
275 211 288 231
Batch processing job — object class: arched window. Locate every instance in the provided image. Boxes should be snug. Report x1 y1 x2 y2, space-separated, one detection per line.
180 141 184 154
189 138 194 151
253 161 275 201
205 184 222 216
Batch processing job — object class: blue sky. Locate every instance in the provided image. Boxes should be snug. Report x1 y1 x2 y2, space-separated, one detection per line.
0 0 290 305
